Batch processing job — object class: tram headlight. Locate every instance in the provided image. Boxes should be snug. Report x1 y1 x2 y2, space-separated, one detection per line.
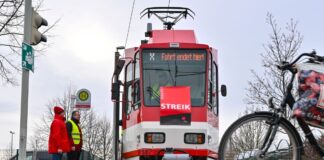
184 133 205 144
144 132 165 143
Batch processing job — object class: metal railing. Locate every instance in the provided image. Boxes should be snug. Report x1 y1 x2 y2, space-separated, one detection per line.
9 150 103 160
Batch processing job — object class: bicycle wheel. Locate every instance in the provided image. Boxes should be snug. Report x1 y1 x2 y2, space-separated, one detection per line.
219 112 302 160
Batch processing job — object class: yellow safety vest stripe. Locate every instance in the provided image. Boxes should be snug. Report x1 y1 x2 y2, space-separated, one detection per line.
151 84 172 99
69 120 81 145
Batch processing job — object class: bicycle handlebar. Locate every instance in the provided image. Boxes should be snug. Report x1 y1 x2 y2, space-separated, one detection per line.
276 50 324 71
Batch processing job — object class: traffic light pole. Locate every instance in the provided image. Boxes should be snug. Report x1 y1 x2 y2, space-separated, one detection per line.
19 0 32 159
113 51 120 160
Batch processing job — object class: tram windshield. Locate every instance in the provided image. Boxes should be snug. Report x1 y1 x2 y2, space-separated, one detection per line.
142 49 207 106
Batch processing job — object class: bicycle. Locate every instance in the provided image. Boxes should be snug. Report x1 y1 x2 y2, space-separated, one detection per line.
219 51 324 160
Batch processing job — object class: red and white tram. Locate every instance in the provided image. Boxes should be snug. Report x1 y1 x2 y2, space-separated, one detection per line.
111 7 226 160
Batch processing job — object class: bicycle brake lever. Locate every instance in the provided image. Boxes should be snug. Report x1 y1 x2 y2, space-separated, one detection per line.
309 50 324 62
310 50 317 55
316 56 324 62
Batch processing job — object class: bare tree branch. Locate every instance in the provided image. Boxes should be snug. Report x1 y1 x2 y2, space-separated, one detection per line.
0 0 58 85
244 13 303 118
0 0 23 33
30 85 113 159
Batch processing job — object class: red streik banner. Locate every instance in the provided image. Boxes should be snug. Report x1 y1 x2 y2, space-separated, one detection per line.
160 86 191 125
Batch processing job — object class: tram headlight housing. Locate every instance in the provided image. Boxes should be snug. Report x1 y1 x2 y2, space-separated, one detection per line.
184 133 205 144
144 132 165 143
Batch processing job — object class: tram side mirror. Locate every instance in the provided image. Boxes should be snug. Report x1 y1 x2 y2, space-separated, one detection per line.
221 85 227 97
114 59 125 76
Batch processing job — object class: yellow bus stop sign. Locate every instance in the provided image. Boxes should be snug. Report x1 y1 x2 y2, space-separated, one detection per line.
75 89 91 109
79 90 89 101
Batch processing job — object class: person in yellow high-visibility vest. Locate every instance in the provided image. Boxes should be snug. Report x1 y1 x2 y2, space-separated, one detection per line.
150 71 172 100
66 111 82 160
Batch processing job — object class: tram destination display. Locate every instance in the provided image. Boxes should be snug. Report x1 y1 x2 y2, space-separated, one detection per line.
143 50 206 63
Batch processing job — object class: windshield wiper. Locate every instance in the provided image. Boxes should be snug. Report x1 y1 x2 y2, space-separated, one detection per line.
143 67 176 86
175 71 205 77
167 62 176 85
143 68 170 71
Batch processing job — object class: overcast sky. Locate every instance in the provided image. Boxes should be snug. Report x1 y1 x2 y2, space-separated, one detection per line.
1 0 324 150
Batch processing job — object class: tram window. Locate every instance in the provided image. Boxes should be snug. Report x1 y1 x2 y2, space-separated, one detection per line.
142 49 206 106
208 55 213 108
133 52 141 109
134 52 140 79
126 63 133 82
125 62 133 114
126 82 132 114
212 62 218 116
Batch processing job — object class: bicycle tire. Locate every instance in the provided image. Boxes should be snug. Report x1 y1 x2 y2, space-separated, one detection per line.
219 112 303 160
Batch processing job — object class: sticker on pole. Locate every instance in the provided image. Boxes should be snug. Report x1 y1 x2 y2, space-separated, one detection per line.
75 89 91 110
22 43 34 72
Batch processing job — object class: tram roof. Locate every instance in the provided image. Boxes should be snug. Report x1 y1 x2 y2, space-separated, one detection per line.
148 30 197 44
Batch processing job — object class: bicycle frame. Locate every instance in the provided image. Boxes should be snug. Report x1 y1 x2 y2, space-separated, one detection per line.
262 62 324 157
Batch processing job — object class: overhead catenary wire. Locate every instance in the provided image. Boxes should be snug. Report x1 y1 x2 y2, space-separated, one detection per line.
124 0 136 54
166 0 171 23
124 0 173 49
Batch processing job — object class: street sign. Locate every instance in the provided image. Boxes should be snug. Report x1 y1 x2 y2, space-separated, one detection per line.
22 43 34 72
75 89 91 110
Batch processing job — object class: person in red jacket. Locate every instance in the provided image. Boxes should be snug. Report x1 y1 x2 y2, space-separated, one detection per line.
48 106 71 160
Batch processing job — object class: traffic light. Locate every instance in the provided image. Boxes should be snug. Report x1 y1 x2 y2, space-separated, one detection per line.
31 8 48 45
